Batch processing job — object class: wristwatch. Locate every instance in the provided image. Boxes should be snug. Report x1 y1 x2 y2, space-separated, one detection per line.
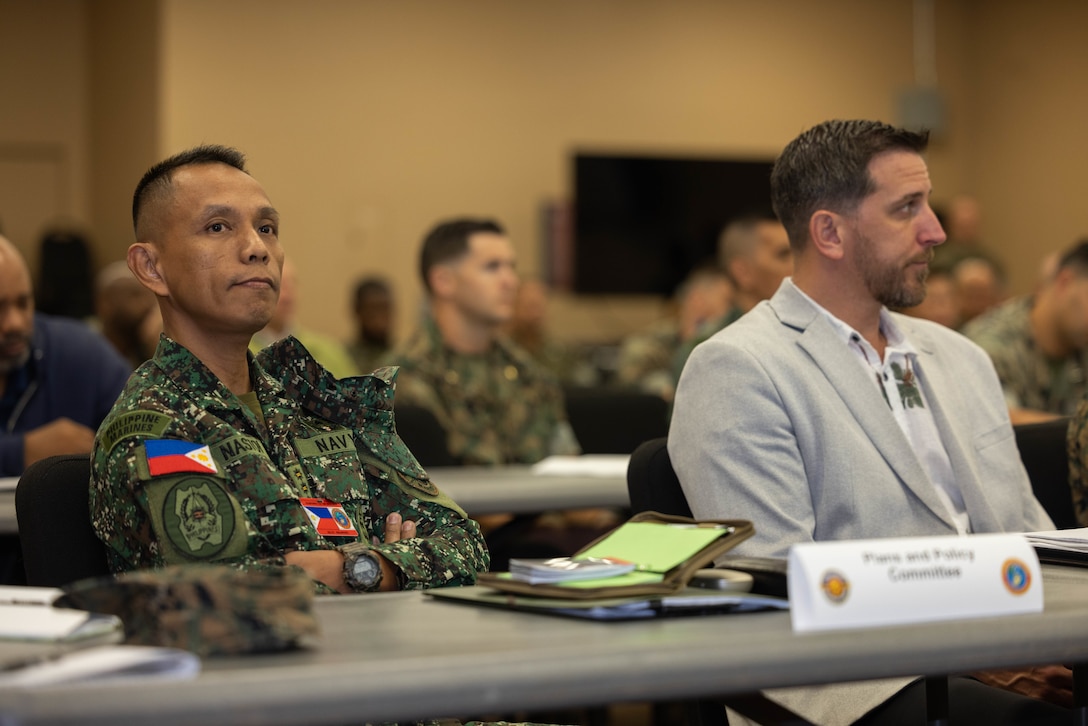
343 550 383 592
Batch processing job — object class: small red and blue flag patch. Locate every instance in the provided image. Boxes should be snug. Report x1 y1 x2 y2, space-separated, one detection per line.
300 497 359 537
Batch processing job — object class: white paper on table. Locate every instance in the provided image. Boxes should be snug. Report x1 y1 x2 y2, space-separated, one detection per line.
1025 528 1088 554
0 644 200 687
530 455 630 477
0 604 121 642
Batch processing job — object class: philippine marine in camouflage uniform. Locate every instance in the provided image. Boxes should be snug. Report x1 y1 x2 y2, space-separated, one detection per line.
91 333 488 591
391 318 579 465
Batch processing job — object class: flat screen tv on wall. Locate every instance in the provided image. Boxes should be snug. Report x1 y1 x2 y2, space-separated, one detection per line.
571 153 775 296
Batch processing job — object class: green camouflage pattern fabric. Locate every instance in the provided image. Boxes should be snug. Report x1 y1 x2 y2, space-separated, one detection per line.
90 334 488 593
1067 399 1088 526
614 319 682 399
385 318 579 465
56 563 318 657
962 296 1088 415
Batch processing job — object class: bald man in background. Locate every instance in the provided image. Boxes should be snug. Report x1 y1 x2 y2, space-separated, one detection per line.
0 234 130 584
0 236 130 475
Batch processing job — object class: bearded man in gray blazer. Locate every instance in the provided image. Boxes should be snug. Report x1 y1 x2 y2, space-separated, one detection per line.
669 119 1066 726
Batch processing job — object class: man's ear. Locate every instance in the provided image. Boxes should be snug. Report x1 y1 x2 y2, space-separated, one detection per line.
429 264 456 299
127 243 168 296
808 210 847 262
727 257 752 292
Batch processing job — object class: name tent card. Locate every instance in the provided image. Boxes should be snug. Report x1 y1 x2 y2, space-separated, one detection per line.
788 533 1042 633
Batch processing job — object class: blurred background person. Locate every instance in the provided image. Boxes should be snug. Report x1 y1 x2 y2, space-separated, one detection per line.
388 218 617 571
506 277 598 387
615 263 733 401
0 235 130 584
671 211 793 385
953 255 1006 326
91 260 158 368
963 239 1088 424
347 275 394 374
898 266 961 329
251 258 360 379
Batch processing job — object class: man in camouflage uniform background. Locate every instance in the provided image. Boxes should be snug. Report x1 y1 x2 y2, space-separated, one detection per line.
963 239 1088 425
387 218 579 466
613 263 732 401
386 218 618 570
669 210 793 386
91 145 488 595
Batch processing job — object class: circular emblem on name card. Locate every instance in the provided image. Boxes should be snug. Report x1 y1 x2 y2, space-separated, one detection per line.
333 509 352 529
1001 558 1032 595
820 570 850 604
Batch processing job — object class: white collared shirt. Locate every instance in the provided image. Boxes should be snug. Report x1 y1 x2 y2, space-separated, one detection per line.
793 282 970 534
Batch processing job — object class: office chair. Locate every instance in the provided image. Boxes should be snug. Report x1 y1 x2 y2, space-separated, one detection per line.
626 438 816 726
16 454 111 587
1014 417 1076 529
563 386 669 455
394 403 457 467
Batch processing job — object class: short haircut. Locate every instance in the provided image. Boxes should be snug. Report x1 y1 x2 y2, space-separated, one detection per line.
352 276 392 310
132 145 248 236
717 209 780 281
418 218 505 294
1056 239 1088 276
770 120 930 251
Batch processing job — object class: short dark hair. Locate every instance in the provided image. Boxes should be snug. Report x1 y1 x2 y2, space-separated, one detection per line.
132 145 248 235
418 218 505 294
770 120 930 251
352 276 392 311
1057 239 1088 276
717 209 781 279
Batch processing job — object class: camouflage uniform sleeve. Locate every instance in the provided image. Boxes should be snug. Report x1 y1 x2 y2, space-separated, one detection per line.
351 459 489 589
257 338 488 587
91 410 289 575
1068 397 1088 527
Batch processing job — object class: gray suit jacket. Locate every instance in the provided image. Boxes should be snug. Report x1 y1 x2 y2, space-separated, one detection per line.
668 280 1053 725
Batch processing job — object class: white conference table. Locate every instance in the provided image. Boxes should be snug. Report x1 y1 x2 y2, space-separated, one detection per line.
4 564 1088 726
0 465 628 536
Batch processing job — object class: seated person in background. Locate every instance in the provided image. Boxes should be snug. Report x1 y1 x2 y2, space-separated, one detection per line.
92 145 488 595
670 210 793 385
953 254 1005 325
346 275 394 374
387 218 614 568
505 278 598 387
91 259 159 368
389 218 580 465
897 264 960 329
0 235 130 475
615 263 733 400
670 119 1065 725
963 239 1088 424
250 258 360 379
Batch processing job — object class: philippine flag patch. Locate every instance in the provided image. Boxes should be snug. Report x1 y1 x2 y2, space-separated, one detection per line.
145 439 220 476
299 497 359 537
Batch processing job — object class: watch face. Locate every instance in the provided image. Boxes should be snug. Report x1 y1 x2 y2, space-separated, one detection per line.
352 553 381 588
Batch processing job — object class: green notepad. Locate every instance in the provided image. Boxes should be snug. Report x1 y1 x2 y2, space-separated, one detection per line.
579 521 731 573
476 511 754 600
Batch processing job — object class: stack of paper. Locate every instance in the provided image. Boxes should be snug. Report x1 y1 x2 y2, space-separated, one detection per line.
509 557 636 584
1025 528 1088 554
0 587 122 644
